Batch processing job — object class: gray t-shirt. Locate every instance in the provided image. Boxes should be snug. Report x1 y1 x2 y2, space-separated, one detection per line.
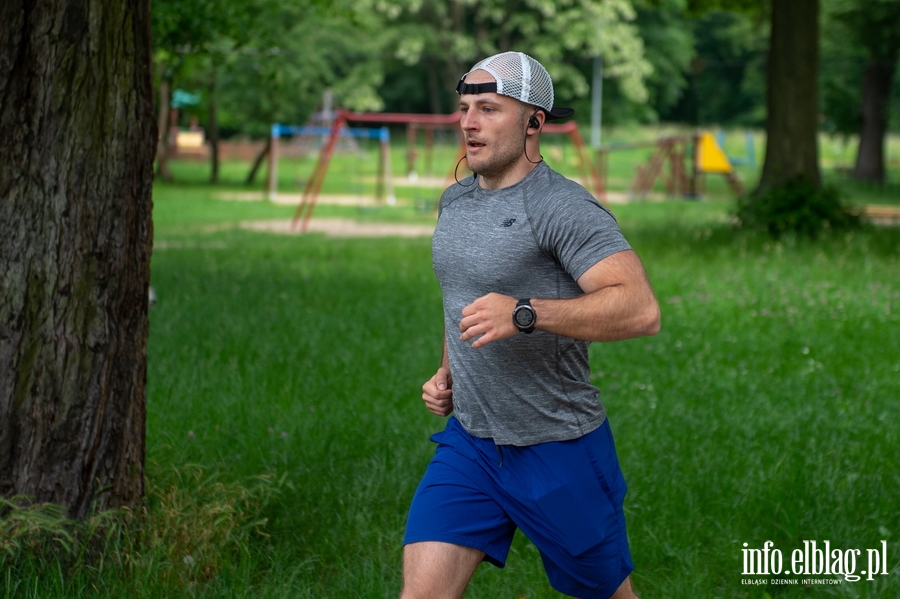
432 161 632 446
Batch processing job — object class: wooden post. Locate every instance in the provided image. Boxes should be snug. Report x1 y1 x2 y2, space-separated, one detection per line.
564 123 605 203
381 127 395 206
376 130 385 204
596 148 608 203
406 123 418 177
266 124 279 201
690 133 704 198
425 127 434 177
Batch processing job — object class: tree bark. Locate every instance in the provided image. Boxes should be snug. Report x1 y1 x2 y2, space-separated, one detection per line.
246 136 272 185
852 54 896 183
756 0 821 193
208 70 220 184
0 0 155 518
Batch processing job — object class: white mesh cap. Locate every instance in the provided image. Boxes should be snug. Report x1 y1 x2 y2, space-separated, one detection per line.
456 51 574 120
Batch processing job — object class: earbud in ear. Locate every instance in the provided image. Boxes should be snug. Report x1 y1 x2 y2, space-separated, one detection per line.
528 108 541 130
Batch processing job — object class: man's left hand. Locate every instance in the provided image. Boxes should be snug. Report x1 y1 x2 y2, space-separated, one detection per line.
459 293 519 349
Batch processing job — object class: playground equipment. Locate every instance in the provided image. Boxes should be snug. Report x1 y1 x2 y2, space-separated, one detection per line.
598 131 743 200
266 123 394 204
716 129 756 168
278 109 607 233
281 110 464 232
174 130 206 157
543 120 605 201
168 89 206 159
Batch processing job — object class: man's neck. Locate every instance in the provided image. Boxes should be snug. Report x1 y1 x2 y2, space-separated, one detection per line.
478 157 541 190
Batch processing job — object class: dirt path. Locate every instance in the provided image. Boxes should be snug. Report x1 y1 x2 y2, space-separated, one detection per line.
240 218 435 238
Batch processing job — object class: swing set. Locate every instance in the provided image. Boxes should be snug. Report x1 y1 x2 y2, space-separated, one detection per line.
265 123 396 204
266 109 606 233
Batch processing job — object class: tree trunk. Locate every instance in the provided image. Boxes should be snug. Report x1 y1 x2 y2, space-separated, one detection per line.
756 0 821 193
208 71 220 184
156 72 174 182
246 136 272 185
0 0 155 518
852 54 896 184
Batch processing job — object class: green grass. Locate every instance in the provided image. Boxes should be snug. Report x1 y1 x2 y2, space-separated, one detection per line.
4 144 900 597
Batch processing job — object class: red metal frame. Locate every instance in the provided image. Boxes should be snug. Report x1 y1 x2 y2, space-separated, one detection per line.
291 110 465 232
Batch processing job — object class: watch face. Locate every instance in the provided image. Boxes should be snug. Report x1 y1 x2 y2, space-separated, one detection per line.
514 306 535 328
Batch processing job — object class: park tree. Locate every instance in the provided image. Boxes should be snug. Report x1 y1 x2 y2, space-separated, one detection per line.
689 0 859 235
756 0 821 192
153 0 376 181
571 0 697 125
686 0 822 189
826 0 900 183
152 0 253 182
627 0 697 123
662 8 767 126
0 0 156 518
208 0 386 182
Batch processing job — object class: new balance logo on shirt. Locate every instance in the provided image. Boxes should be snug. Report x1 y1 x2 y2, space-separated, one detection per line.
501 218 517 227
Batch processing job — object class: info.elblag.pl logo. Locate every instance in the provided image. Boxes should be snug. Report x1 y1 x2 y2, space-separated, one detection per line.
742 540 890 583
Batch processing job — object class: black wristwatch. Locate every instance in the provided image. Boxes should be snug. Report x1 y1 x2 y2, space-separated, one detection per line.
512 298 536 334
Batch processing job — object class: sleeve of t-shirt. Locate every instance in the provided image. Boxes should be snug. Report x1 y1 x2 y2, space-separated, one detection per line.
529 185 632 282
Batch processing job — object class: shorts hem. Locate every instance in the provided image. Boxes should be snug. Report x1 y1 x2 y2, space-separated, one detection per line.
402 533 506 568
553 562 634 599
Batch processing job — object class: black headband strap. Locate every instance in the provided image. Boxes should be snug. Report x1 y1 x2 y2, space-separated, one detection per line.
456 80 498 95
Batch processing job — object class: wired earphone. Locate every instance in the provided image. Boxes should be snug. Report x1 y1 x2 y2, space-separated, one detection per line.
525 108 543 164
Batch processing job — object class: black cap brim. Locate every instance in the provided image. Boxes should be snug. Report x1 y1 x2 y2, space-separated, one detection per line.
544 107 575 121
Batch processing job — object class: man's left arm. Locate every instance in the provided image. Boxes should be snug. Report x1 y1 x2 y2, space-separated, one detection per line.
459 249 660 348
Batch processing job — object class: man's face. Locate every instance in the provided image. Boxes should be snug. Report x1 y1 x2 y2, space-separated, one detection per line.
458 70 528 181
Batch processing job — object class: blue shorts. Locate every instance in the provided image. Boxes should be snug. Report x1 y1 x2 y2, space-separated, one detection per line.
404 417 633 599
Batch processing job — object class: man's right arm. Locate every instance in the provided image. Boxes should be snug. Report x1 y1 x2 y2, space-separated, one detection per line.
421 332 453 417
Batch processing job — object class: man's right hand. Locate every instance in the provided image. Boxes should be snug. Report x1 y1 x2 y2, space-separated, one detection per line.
421 367 453 417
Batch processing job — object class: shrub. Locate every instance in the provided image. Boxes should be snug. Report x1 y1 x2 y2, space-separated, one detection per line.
0 467 284 592
735 177 862 239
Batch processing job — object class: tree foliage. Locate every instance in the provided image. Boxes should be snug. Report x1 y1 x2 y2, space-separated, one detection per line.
368 0 654 115
661 8 767 125
152 0 387 135
632 0 696 119
148 0 900 163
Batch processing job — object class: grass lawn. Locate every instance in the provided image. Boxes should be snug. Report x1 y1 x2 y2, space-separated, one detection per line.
4 143 900 598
